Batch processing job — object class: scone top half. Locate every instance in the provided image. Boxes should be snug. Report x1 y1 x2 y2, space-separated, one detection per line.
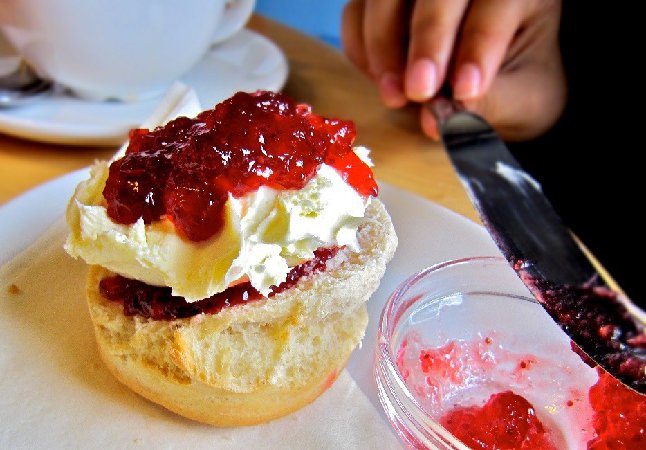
66 90 391 313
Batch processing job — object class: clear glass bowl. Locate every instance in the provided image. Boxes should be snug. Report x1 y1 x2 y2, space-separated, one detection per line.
374 257 597 450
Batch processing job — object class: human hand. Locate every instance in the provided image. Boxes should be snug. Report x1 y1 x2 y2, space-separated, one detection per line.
341 0 566 141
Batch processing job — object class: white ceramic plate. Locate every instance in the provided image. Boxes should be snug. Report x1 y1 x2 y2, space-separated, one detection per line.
0 29 288 146
0 172 502 448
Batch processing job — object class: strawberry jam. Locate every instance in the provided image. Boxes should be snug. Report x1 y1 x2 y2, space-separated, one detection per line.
439 369 646 450
587 368 646 449
99 247 340 320
441 391 558 450
102 91 377 242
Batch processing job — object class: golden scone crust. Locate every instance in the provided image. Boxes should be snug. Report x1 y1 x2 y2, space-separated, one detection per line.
85 198 397 426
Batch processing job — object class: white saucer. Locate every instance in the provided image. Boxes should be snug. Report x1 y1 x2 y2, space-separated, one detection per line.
0 29 288 146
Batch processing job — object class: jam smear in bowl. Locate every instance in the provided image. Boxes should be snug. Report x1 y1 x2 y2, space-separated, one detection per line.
375 257 645 450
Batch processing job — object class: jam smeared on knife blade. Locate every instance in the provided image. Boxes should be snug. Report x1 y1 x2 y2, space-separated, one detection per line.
102 91 377 242
517 263 646 393
99 247 340 320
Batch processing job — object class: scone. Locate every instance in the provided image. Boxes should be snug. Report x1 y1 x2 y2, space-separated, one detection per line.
66 91 397 426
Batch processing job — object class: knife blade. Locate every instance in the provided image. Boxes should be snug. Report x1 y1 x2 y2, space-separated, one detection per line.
428 98 646 394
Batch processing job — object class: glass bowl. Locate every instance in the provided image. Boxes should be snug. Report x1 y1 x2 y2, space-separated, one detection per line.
374 257 600 450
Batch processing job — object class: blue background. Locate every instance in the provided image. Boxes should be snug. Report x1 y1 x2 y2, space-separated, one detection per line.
255 0 345 48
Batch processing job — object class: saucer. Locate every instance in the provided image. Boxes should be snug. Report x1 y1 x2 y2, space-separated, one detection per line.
0 29 288 146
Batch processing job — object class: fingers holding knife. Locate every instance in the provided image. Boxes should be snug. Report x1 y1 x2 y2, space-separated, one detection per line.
341 0 566 141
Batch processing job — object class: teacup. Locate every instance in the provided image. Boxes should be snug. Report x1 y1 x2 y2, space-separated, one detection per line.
0 0 255 102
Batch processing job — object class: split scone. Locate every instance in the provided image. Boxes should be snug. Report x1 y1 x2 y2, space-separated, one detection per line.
66 91 397 426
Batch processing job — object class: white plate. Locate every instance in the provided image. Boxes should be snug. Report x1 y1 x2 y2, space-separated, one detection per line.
0 29 288 146
0 172 502 448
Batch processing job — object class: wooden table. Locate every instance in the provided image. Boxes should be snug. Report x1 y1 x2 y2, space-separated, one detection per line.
0 15 477 223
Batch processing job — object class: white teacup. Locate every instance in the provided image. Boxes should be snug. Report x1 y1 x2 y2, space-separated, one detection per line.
0 0 255 102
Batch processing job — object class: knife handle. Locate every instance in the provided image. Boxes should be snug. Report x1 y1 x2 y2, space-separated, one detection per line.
426 83 465 126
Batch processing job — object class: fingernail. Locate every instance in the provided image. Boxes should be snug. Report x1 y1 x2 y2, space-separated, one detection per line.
453 63 481 100
405 58 438 101
379 73 407 108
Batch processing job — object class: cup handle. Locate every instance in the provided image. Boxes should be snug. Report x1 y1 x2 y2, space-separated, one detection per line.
211 0 256 44
0 29 21 77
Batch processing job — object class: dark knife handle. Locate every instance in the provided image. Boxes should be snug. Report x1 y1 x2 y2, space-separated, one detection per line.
426 83 464 126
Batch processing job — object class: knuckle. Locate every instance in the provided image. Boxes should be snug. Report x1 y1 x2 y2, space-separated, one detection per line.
527 0 561 18
462 26 503 45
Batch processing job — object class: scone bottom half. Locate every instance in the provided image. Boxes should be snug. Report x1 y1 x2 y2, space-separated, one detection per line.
69 91 398 426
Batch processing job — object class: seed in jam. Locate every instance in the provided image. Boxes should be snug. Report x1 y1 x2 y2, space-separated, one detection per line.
102 91 378 242
99 247 340 320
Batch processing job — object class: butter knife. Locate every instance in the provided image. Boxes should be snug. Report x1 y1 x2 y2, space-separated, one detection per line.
428 97 646 394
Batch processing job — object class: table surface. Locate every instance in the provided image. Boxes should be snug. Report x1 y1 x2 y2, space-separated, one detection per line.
0 15 477 223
